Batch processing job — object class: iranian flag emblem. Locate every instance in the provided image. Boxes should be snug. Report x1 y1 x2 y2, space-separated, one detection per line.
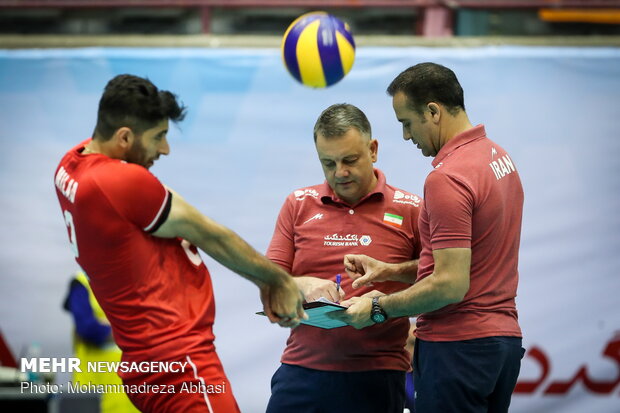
383 212 403 228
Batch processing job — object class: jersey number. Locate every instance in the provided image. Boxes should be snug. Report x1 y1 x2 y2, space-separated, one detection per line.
63 210 79 258
181 239 203 266
62 210 201 267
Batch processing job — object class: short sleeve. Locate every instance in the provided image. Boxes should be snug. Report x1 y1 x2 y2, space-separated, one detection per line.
266 195 296 273
94 163 171 232
410 198 423 260
424 171 474 250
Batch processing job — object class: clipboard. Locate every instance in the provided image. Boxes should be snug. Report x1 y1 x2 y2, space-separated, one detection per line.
256 301 349 329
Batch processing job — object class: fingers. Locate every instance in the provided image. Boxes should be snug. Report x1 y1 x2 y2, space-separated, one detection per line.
327 285 343 303
340 296 360 308
344 254 370 280
343 254 362 277
303 279 342 303
261 280 306 328
352 274 375 289
259 288 279 323
297 297 308 321
273 292 306 328
343 254 358 271
344 267 362 280
272 306 302 327
276 316 300 328
276 300 305 327
325 309 347 322
265 311 279 324
264 304 286 324
340 298 353 307
338 297 374 330
338 288 346 302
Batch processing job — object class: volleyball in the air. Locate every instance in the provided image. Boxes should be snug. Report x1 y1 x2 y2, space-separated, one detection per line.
281 12 356 88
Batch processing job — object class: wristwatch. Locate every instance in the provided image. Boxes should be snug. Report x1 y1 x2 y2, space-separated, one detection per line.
370 297 387 324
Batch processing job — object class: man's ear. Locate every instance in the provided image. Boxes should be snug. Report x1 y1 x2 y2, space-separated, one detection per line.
113 127 134 149
427 102 441 123
369 139 378 163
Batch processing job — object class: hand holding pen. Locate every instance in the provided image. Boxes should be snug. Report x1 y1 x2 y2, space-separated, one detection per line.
335 273 342 303
295 275 345 303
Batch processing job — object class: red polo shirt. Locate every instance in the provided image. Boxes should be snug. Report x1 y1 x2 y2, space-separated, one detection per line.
267 169 422 371
415 125 524 341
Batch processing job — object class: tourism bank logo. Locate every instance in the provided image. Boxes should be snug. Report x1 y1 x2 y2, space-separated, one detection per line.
323 233 371 247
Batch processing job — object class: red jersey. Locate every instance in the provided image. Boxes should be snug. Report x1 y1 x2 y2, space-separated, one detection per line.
267 169 422 372
54 140 216 361
415 125 523 341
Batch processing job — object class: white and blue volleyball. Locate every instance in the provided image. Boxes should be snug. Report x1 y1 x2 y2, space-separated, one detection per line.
282 12 356 88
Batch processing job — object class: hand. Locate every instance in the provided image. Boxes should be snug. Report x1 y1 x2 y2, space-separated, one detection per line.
341 289 385 307
260 278 306 328
327 296 374 330
296 276 345 303
344 254 392 289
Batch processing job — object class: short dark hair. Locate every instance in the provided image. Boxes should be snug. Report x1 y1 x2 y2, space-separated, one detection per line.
313 103 371 142
93 74 186 140
386 62 465 115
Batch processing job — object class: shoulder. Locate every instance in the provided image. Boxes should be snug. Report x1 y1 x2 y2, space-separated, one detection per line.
424 167 475 207
81 160 165 208
93 160 161 189
276 183 325 219
430 135 504 188
101 160 155 178
288 184 322 202
280 184 324 209
384 182 422 212
425 166 465 189
440 135 497 173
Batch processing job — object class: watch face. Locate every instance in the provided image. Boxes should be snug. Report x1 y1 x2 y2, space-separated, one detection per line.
371 312 386 323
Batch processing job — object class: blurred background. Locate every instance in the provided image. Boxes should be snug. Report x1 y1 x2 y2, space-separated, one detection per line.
0 1 619 412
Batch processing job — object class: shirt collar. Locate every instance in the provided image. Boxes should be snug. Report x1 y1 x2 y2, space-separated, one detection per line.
319 168 386 207
432 124 486 168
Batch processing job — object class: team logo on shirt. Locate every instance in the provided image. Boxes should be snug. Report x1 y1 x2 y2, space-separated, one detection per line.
359 235 372 246
393 190 421 207
323 233 371 247
294 189 319 200
383 213 404 228
303 213 324 224
489 154 516 181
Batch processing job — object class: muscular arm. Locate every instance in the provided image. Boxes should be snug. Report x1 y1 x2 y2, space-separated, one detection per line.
152 189 305 324
380 248 470 318
345 254 419 288
332 248 470 329
371 259 419 284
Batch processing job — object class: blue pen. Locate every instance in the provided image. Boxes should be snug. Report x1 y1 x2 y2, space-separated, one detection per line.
336 273 341 301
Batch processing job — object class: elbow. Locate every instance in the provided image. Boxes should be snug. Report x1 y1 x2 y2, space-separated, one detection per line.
446 287 468 304
436 276 469 305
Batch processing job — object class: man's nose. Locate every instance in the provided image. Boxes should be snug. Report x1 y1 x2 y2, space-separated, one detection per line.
159 137 170 155
335 163 349 177
403 127 412 141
